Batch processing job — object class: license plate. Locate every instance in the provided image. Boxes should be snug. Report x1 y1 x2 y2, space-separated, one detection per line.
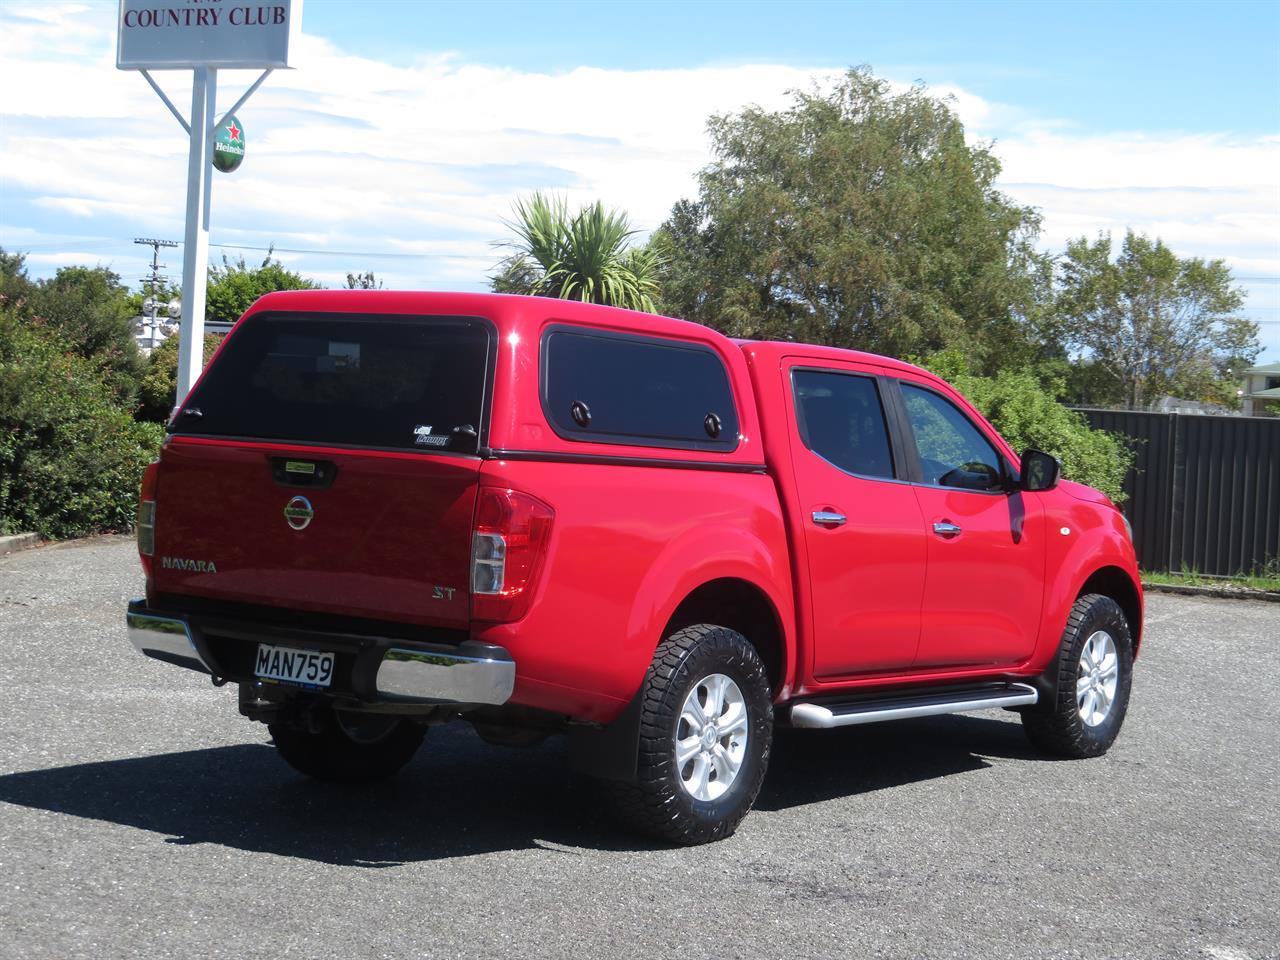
255 643 335 689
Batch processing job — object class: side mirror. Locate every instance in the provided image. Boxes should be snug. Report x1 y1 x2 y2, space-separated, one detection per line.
1019 449 1060 492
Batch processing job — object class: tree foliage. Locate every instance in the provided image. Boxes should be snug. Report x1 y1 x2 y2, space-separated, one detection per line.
206 251 320 326
1054 232 1258 408
921 351 1133 503
0 303 163 539
21 262 144 402
1 248 32 305
655 69 1050 370
491 193 664 312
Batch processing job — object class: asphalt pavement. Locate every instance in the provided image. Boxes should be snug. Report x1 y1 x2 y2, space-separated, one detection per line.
1 536 1276 960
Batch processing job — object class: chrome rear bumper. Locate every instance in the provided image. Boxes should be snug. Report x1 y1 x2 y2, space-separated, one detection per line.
125 599 514 706
127 609 211 673
376 647 515 705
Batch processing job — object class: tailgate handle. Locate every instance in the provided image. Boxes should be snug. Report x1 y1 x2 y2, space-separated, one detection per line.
270 458 338 489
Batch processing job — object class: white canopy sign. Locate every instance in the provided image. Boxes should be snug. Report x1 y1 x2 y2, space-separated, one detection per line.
117 0 299 70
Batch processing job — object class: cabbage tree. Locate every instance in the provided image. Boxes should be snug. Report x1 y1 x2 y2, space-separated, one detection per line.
492 193 663 313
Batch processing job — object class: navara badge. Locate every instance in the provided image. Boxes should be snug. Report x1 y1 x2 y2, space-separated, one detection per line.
284 495 314 531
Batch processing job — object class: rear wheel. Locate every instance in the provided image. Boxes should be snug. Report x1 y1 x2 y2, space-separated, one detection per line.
610 624 773 845
1023 593 1133 758
269 708 426 783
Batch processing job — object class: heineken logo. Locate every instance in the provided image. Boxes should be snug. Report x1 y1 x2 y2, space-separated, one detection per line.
212 114 245 173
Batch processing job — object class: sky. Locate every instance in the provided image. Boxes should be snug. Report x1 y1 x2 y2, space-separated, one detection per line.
1 0 1278 362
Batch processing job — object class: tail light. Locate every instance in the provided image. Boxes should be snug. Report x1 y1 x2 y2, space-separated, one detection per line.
137 460 159 574
471 487 555 623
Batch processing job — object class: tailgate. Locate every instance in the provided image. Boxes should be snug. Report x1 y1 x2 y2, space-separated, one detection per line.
153 440 478 628
152 310 494 629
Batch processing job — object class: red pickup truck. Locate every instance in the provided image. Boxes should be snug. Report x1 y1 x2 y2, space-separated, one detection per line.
128 291 1142 844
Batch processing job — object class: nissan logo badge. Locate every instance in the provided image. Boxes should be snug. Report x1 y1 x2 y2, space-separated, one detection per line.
284 495 314 531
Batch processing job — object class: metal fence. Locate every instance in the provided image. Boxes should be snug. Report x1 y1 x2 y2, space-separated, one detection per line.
1077 409 1280 576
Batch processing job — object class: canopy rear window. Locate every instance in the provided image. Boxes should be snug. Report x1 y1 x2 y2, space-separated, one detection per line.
173 313 492 452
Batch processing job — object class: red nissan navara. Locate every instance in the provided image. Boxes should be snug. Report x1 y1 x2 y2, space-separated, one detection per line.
128 291 1142 844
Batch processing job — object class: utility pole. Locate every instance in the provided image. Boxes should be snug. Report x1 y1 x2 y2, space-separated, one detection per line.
134 237 179 353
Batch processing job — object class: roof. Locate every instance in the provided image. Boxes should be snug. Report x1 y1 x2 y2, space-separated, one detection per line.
239 289 925 373
245 289 725 344
1244 362 1280 375
734 339 930 379
1249 386 1280 399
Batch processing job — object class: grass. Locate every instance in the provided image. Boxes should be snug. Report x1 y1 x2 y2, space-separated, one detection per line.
1142 567 1280 594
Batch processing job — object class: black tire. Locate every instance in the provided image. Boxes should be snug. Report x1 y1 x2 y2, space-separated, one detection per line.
1023 593 1133 758
269 709 426 783
610 624 773 845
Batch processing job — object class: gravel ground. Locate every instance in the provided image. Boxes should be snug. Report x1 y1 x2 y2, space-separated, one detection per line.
1 536 1277 960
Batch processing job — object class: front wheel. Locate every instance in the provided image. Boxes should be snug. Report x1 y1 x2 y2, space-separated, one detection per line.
609 624 773 845
269 709 426 783
1023 593 1133 758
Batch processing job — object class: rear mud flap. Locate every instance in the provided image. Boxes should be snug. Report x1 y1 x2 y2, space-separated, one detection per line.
567 688 644 783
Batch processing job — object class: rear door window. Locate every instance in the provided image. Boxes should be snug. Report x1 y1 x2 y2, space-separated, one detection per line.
541 326 739 450
792 370 896 479
173 313 492 452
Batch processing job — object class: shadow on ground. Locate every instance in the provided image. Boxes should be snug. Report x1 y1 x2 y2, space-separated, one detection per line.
0 714 1039 865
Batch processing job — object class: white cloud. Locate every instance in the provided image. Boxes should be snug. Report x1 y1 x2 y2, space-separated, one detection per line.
995 132 1279 190
0 3 104 60
25 249 128 271
1001 183 1280 271
1 3 1277 359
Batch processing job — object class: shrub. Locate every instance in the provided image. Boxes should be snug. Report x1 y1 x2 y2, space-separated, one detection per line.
920 351 1133 504
26 264 145 404
137 332 222 423
0 309 163 539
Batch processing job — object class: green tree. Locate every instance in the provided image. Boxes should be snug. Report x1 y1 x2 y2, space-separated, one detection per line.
136 332 223 422
0 304 163 539
25 264 144 402
921 351 1133 503
0 248 33 305
491 193 664 312
655 69 1051 370
1054 232 1258 408
206 251 320 326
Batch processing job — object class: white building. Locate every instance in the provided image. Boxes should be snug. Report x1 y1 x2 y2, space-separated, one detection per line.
1241 362 1280 417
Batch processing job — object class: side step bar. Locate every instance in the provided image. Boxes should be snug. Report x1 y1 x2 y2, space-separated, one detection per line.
788 682 1038 729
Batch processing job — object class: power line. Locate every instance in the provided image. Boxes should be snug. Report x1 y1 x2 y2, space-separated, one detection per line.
5 237 496 263
211 242 494 262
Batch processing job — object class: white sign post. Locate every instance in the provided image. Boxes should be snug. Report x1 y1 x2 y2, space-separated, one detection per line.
117 0 302 404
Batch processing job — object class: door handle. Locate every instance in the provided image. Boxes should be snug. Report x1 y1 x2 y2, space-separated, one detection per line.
812 510 847 527
932 521 962 537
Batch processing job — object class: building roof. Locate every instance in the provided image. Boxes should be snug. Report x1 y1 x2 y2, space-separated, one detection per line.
1244 362 1280 375
1249 386 1280 400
